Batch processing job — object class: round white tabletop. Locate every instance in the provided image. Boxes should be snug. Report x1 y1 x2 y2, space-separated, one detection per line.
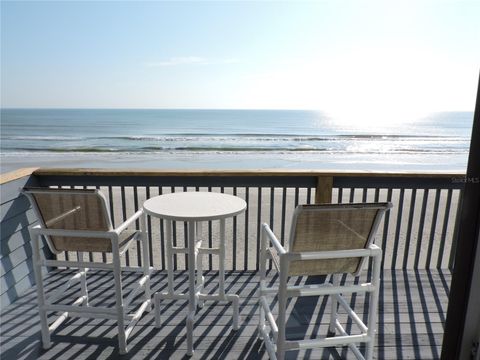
143 191 247 222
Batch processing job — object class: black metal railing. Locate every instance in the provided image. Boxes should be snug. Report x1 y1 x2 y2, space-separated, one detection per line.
32 170 464 271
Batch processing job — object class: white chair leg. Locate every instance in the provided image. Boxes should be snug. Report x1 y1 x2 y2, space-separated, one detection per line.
258 296 265 339
77 252 89 306
140 214 152 311
328 273 339 336
219 219 226 298
197 224 204 308
165 220 174 294
112 242 127 354
229 294 240 330
366 252 382 360
259 226 267 340
186 221 196 356
31 230 51 349
276 263 289 360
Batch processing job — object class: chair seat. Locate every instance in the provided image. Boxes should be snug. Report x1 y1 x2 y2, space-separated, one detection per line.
51 229 139 253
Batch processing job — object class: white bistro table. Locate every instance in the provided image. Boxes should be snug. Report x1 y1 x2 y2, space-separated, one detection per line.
143 191 247 356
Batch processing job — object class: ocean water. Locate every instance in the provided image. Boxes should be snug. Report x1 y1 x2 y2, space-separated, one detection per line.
0 109 473 172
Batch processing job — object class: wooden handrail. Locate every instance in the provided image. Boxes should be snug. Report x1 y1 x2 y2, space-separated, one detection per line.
0 167 39 185
31 168 464 178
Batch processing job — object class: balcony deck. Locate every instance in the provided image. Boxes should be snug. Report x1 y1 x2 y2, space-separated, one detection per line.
1 269 449 360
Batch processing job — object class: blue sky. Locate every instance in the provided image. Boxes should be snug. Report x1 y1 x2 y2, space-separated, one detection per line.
1 1 479 113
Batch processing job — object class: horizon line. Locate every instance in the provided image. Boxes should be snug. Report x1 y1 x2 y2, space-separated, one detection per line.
0 107 474 113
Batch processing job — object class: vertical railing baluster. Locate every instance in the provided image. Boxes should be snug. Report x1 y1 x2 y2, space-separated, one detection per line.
40 173 464 276
256 187 262 271
280 188 287 246
208 186 213 270
403 189 417 269
83 185 94 263
391 189 405 269
146 187 153 267
233 187 238 271
414 190 429 269
62 185 75 262
108 186 115 225
107 186 115 263
121 186 129 266
244 187 250 271
269 187 275 270
349 188 355 203
437 189 453 268
95 186 106 263
183 186 188 269
159 186 165 270
269 187 275 228
426 189 441 269
449 189 464 270
134 186 141 266
171 186 177 270
380 188 393 269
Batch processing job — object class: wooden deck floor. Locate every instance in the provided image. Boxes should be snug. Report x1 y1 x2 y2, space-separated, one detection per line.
0 269 450 359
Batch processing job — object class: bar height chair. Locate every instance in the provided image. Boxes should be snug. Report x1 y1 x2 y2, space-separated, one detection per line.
23 187 152 354
259 202 392 360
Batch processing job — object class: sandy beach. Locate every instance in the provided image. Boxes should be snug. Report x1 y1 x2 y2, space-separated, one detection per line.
0 150 469 175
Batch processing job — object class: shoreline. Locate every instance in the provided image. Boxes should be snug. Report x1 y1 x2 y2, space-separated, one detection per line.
0 151 468 174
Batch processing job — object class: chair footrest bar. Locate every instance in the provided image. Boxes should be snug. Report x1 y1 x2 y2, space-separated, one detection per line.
48 296 86 332
157 292 189 300
124 275 149 308
49 311 69 332
53 310 122 320
335 293 368 333
259 325 277 360
288 283 373 297
122 266 154 273
43 259 114 270
335 320 366 360
261 283 331 296
260 296 278 341
119 238 136 256
285 333 370 350
171 247 188 254
45 303 117 317
198 293 238 302
125 300 151 340
46 271 84 304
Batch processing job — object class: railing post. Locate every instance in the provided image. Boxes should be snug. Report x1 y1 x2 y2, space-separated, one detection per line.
315 176 333 204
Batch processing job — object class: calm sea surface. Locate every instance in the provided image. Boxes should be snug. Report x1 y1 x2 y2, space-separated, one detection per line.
0 109 473 172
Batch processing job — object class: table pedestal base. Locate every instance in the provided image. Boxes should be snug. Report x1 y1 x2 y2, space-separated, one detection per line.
154 219 239 356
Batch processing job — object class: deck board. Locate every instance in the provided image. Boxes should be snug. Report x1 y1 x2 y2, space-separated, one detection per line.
0 269 449 359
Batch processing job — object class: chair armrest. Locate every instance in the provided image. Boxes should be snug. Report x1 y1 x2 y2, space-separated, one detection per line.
114 209 143 235
31 227 115 239
286 247 379 261
262 223 287 255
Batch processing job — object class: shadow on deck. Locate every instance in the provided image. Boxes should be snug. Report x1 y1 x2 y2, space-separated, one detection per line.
0 269 450 359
